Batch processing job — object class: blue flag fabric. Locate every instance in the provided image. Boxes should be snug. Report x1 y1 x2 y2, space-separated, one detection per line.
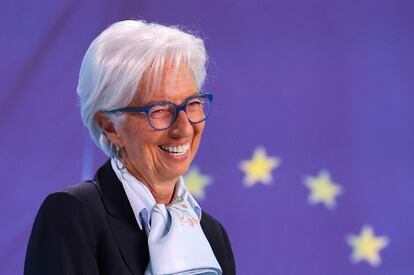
1 1 413 274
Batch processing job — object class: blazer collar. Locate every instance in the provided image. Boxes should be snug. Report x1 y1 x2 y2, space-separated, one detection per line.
94 160 149 275
94 159 138 228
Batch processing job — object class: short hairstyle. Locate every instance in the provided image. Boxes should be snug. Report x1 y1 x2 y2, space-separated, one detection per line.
77 20 207 156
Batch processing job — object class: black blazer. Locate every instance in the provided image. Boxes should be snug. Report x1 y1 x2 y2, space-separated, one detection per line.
25 161 236 275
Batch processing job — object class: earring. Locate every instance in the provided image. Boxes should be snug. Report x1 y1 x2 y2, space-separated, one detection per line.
111 143 125 171
114 144 121 159
115 157 126 172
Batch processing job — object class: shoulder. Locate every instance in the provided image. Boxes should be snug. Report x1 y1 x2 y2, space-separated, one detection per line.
200 210 236 274
42 181 98 207
28 181 105 249
35 181 103 228
200 210 232 246
25 182 103 274
200 210 225 233
61 180 99 202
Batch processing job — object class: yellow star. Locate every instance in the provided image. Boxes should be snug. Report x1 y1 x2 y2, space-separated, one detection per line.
347 225 389 267
239 147 281 187
183 166 212 199
304 170 343 209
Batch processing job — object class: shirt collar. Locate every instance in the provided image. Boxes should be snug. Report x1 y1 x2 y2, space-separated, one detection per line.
111 158 202 230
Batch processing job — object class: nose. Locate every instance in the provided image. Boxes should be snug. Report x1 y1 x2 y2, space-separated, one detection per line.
169 110 192 137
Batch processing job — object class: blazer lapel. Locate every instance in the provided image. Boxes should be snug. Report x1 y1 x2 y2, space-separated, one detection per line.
94 160 149 275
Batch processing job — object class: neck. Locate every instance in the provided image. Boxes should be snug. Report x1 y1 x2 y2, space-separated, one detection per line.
146 181 177 204
122 159 177 204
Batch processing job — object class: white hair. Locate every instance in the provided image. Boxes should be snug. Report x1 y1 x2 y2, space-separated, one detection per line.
77 20 207 156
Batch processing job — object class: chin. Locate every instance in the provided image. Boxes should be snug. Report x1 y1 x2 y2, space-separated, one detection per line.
172 163 191 177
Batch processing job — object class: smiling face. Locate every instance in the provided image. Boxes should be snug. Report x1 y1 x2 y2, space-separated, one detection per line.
111 63 205 186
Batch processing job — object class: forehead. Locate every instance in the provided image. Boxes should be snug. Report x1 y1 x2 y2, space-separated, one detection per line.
132 63 198 106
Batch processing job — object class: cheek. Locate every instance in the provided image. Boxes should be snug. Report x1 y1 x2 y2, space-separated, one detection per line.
122 118 153 151
195 122 205 137
192 123 205 147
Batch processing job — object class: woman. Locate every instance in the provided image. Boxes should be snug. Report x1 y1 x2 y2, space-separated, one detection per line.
24 20 236 275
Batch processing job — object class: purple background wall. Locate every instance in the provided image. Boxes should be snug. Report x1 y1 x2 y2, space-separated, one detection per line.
1 1 414 274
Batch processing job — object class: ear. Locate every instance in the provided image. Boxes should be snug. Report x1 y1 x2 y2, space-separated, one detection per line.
95 111 125 147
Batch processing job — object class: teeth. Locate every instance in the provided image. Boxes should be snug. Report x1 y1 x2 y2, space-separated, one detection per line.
160 143 190 155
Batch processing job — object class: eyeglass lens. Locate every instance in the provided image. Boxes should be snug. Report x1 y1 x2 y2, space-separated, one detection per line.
148 96 211 130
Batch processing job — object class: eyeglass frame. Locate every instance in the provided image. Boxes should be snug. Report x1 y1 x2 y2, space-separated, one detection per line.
107 93 213 131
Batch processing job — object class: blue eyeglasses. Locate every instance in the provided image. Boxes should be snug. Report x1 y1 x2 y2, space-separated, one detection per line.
108 93 213 131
